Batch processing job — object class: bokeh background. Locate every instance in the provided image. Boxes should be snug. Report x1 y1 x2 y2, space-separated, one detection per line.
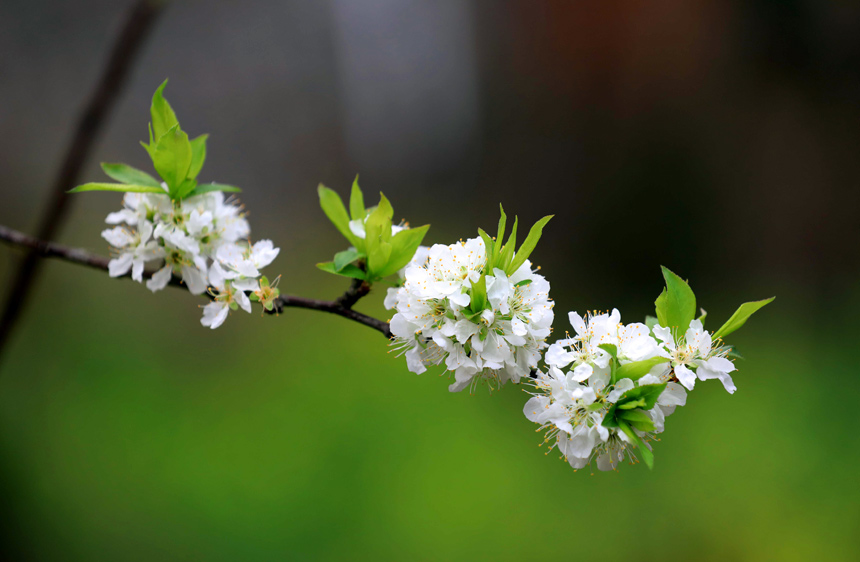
1 0 859 560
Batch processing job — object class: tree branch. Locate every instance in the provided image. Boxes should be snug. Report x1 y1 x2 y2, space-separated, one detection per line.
0 224 392 339
0 0 166 354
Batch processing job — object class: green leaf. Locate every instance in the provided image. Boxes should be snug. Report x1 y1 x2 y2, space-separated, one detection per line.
364 193 394 274
697 308 707 327
469 274 488 314
498 217 518 272
618 409 657 432
514 279 532 287
333 249 364 272
375 224 430 278
150 79 179 141
68 182 167 194
654 266 696 333
186 183 242 197
507 215 553 274
617 419 654 470
712 297 775 340
316 261 366 280
368 241 392 277
478 228 495 271
100 163 161 187
150 125 192 197
318 184 359 245
349 176 365 220
614 357 670 382
617 383 667 411
492 205 507 270
175 178 198 200
188 134 208 179
598 343 618 360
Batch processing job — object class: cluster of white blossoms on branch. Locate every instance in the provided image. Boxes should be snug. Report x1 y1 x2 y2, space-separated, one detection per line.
385 235 553 392
76 81 281 330
70 81 775 474
521 267 773 472
525 309 687 472
101 185 280 330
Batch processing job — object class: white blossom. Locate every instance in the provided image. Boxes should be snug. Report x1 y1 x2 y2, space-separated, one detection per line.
102 191 278 328
654 319 737 393
524 309 676 472
386 236 554 392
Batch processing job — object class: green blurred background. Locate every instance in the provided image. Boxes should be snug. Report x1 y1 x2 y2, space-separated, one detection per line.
1 1 859 560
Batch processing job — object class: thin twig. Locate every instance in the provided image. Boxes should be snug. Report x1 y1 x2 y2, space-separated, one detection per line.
0 224 392 338
0 0 166 354
335 277 371 309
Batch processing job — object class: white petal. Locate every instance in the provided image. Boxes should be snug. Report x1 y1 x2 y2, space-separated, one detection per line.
107 254 133 278
675 363 697 391
571 363 593 382
146 265 173 292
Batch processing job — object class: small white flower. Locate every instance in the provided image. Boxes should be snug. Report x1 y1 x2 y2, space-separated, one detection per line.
655 319 737 393
101 221 164 282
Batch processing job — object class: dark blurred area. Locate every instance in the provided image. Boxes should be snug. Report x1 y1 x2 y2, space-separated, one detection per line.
1 1 859 560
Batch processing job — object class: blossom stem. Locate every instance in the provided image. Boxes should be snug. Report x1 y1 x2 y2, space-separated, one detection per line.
0 224 392 340
0 0 167 355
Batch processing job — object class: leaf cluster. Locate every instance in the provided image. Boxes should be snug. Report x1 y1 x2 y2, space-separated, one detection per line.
654 266 774 342
601 383 667 469
317 178 429 282
70 80 240 200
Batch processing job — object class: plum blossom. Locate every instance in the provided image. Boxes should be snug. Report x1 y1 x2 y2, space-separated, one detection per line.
102 190 278 328
386 236 554 392
654 319 738 393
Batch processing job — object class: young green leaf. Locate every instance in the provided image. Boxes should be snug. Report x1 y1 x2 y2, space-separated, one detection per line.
188 134 208 179
367 240 393 277
364 193 394 273
150 79 179 141
618 409 657 432
68 182 166 194
712 297 775 340
478 228 495 270
654 266 696 333
598 343 618 360
498 216 518 272
493 205 507 269
375 225 430 278
150 125 192 196
100 163 161 187
617 419 654 469
469 274 488 313
316 261 366 280
318 184 359 246
618 383 667 411
175 178 198 200
187 183 242 197
614 357 670 382
349 176 365 220
333 249 364 272
507 215 553 274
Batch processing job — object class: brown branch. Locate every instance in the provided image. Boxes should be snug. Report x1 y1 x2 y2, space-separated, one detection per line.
0 0 167 354
0 224 392 339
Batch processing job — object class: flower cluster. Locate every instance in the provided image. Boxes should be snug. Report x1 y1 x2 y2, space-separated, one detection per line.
522 265 772 472
386 224 555 392
525 309 686 471
101 189 279 329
